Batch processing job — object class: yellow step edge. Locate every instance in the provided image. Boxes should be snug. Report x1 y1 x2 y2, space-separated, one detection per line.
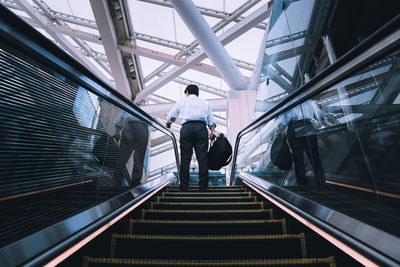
156 196 256 200
128 219 287 235
162 192 251 196
142 209 272 214
110 233 305 258
112 233 305 240
167 186 244 188
130 219 285 224
141 209 274 220
150 201 264 206
84 256 336 266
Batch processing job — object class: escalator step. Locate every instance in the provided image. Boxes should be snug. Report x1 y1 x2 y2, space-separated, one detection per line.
128 219 287 235
156 196 257 203
150 201 268 210
161 191 252 197
141 209 274 220
83 256 336 266
110 234 307 259
167 186 244 191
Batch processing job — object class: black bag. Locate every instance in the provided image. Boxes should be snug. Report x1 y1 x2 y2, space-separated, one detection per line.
270 132 292 170
207 134 233 170
92 134 119 168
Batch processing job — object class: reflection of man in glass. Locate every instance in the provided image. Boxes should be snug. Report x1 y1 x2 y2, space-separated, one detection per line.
282 100 326 186
114 110 149 188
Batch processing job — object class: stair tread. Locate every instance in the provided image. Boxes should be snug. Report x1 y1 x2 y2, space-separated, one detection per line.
152 201 264 205
130 219 284 224
144 209 270 213
112 233 304 240
84 256 336 266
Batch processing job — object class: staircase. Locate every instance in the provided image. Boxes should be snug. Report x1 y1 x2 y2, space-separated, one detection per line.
79 185 340 267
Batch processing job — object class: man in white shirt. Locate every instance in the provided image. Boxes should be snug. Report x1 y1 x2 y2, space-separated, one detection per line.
280 100 326 186
166 84 216 192
114 110 149 188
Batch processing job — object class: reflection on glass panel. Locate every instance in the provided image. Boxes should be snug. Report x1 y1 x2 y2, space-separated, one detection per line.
235 119 287 185
148 128 176 180
108 108 150 188
256 0 334 115
0 44 176 247
315 50 400 191
236 49 400 237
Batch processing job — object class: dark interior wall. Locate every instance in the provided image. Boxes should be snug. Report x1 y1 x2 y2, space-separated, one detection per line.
329 0 400 58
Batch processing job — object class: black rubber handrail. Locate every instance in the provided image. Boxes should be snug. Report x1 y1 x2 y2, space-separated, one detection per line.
239 172 400 266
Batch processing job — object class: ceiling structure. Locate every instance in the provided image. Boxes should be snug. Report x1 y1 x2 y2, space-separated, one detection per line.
2 0 271 172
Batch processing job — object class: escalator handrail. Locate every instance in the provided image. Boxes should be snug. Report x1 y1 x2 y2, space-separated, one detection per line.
0 174 177 267
230 13 400 185
0 3 180 169
239 172 400 266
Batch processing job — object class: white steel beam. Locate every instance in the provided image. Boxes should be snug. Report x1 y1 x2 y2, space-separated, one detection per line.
248 9 271 91
14 0 112 87
134 3 270 103
20 16 102 44
170 0 246 90
90 0 132 99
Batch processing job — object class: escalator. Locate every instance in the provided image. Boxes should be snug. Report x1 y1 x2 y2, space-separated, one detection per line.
58 185 356 267
1 2 400 266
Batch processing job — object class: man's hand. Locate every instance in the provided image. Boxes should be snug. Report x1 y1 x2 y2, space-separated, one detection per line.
113 130 121 141
166 122 171 128
209 125 216 140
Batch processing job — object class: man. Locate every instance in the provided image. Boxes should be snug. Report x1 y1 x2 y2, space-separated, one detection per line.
281 99 326 186
166 84 216 192
114 110 149 188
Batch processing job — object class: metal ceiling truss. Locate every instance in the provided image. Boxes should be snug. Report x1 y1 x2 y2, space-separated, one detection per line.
1 0 98 29
15 7 253 97
5 0 271 127
3 0 256 75
13 0 113 86
143 0 264 84
134 32 255 72
134 2 271 103
137 0 268 30
170 75 227 97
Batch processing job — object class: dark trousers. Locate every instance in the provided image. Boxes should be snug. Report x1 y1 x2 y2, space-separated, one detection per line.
116 121 149 187
179 121 209 190
287 120 325 185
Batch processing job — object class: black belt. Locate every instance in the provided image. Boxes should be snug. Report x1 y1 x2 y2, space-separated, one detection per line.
182 120 206 126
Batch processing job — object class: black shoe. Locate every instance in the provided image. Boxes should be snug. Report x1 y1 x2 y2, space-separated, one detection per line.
199 186 207 192
179 186 188 192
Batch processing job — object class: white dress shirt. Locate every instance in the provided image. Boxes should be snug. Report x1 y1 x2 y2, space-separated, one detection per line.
115 110 142 129
166 94 216 128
